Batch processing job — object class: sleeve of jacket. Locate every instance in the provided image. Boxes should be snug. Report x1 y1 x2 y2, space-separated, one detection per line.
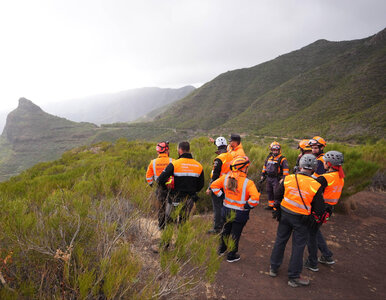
311 187 325 216
313 160 326 178
281 158 289 177
316 176 328 194
210 158 223 183
145 160 154 185
246 181 260 208
157 162 174 188
210 175 225 197
274 180 285 207
196 169 205 192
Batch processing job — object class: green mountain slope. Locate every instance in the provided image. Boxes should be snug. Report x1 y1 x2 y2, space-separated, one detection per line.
155 29 385 140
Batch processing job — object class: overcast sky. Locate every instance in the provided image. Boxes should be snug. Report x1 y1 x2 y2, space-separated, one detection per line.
0 0 385 113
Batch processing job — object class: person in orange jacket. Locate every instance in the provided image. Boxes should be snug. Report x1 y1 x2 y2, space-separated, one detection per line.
309 136 327 178
146 141 174 230
227 134 246 158
305 151 345 271
206 137 233 234
269 154 325 288
260 142 289 210
210 156 260 262
158 141 204 224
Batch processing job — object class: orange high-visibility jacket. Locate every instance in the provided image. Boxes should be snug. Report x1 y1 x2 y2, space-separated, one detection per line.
281 174 321 215
210 152 233 178
227 143 246 158
146 153 174 185
210 172 260 211
321 171 344 205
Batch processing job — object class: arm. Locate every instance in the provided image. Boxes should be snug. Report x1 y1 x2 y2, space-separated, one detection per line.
210 176 225 197
274 180 285 207
281 158 289 178
210 158 223 183
244 181 260 209
312 160 326 178
145 160 154 186
157 163 174 188
311 187 325 216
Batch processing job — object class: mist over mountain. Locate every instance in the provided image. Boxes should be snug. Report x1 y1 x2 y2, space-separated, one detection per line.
41 86 195 125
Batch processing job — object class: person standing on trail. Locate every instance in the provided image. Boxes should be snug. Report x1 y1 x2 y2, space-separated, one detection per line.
309 136 327 178
227 134 246 158
146 141 174 230
260 142 289 210
210 156 260 262
269 154 325 288
157 141 204 224
206 137 233 234
305 151 345 271
293 139 312 173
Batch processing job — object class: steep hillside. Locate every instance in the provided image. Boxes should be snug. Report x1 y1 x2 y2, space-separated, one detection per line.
41 86 195 125
155 29 385 141
0 98 98 180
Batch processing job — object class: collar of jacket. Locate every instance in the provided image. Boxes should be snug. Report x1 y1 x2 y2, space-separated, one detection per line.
158 153 169 158
215 148 227 155
232 143 242 151
178 153 193 159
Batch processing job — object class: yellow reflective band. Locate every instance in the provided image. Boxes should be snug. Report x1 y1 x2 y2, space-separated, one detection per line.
310 186 317 193
328 180 335 186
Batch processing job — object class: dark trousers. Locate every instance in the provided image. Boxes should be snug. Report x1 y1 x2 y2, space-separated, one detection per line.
266 177 280 207
211 191 224 231
219 207 249 257
270 211 310 279
155 187 168 230
307 227 333 265
165 195 194 225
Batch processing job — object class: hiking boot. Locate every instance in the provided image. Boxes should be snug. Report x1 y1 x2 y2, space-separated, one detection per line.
269 267 278 277
226 253 240 263
217 247 226 257
304 260 319 272
318 255 335 265
265 206 274 210
288 277 310 288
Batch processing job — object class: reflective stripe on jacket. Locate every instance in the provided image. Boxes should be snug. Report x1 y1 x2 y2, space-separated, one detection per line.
281 174 321 215
321 171 344 205
312 153 326 178
210 172 260 211
146 154 173 185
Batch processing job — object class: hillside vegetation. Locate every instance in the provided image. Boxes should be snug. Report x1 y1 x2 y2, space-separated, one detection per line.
155 29 386 142
0 137 384 297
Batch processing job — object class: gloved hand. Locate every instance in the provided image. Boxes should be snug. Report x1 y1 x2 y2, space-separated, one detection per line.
272 205 281 221
244 202 253 210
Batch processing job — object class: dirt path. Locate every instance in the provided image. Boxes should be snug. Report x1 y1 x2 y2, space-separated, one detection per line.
199 191 386 300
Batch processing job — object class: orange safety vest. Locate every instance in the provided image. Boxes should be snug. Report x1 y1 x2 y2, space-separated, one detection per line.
146 153 173 185
172 158 203 179
322 171 344 205
227 143 246 158
210 152 233 178
281 174 321 215
210 172 260 211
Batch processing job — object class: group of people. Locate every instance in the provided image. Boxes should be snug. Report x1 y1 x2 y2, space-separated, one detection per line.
145 134 345 288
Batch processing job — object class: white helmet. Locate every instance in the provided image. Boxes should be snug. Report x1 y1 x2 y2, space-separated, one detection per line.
215 136 227 147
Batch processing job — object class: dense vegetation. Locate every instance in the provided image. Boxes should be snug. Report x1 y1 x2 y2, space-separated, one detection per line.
0 137 384 298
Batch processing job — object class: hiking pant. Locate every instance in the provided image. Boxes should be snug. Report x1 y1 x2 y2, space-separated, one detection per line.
270 210 310 279
219 207 249 257
266 177 280 207
211 191 224 232
307 227 333 265
155 187 169 230
165 195 195 225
